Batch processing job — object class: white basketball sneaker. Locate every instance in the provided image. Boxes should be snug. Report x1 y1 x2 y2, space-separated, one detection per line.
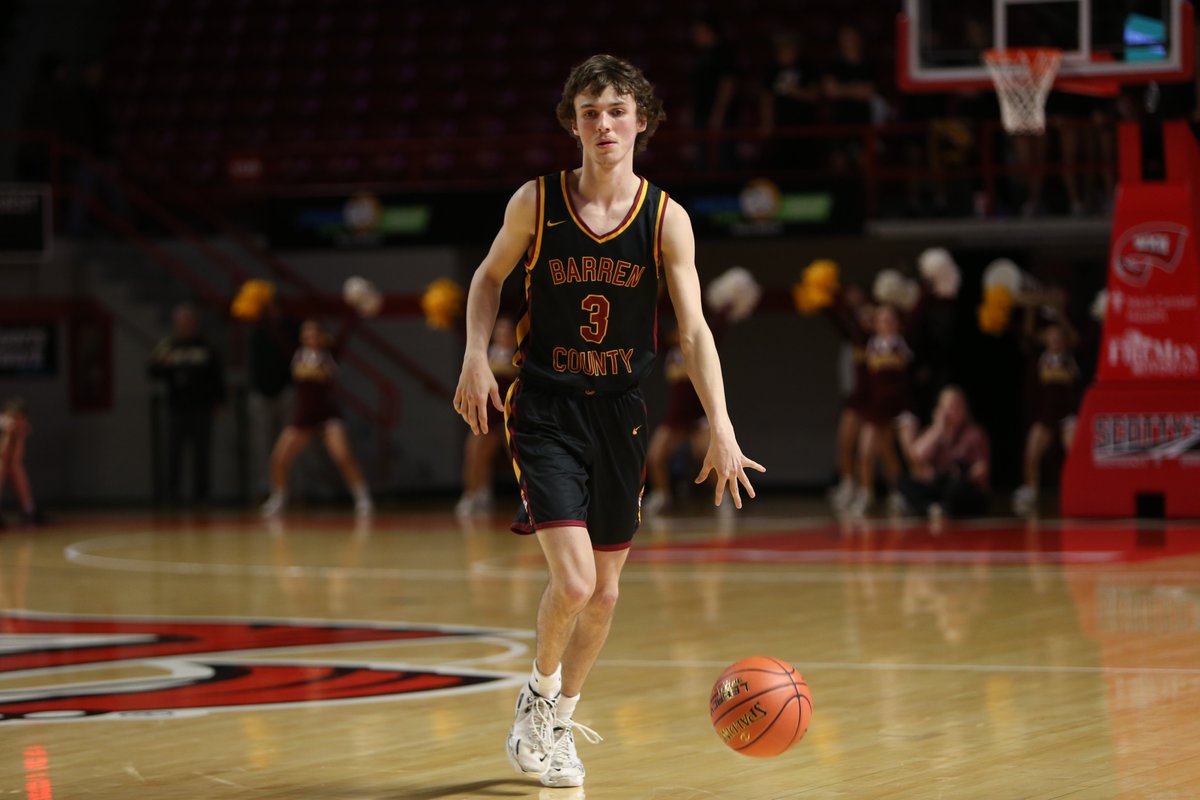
260 492 285 518
505 684 558 775
541 718 602 788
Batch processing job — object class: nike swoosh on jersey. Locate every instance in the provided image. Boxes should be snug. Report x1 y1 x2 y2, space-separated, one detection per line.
632 425 643 435
546 219 567 227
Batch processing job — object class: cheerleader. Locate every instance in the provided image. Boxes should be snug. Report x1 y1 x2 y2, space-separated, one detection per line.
1013 322 1080 516
642 320 712 516
848 304 917 516
0 399 40 525
455 317 518 516
824 285 874 511
261 320 373 517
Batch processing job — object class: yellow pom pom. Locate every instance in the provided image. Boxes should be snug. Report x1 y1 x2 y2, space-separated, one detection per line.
977 302 1011 335
793 282 833 315
803 259 840 293
246 279 275 305
230 279 276 322
808 284 835 311
421 278 466 330
983 284 1014 309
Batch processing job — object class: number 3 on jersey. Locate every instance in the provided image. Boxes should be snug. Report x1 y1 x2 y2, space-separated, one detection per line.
579 294 610 344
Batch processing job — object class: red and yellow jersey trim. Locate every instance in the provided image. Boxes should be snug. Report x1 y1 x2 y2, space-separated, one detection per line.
652 191 669 277
560 171 648 244
513 177 544 368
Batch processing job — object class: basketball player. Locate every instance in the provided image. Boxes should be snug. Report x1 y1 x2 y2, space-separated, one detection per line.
261 320 373 518
452 54 763 788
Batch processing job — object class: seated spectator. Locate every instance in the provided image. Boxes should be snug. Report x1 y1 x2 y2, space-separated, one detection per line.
899 386 991 519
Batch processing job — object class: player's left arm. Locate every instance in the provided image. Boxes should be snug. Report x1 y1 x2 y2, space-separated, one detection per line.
660 199 765 508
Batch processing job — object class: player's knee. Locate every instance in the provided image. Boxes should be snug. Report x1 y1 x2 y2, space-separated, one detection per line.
589 585 620 615
551 576 596 611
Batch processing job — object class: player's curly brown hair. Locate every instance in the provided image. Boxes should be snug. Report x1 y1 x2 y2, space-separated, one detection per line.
556 54 666 154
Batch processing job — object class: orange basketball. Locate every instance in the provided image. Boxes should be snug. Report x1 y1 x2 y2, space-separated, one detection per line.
709 656 812 757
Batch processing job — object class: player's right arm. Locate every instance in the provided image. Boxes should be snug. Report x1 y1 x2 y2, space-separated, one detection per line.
453 180 537 436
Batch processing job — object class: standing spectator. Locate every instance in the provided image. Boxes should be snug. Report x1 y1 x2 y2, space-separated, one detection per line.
900 386 991 519
821 26 878 172
0 399 41 526
148 304 226 507
690 15 738 171
759 31 819 170
249 295 300 497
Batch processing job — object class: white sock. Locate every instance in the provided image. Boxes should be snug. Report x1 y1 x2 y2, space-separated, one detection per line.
531 660 562 698
556 693 580 722
352 485 371 503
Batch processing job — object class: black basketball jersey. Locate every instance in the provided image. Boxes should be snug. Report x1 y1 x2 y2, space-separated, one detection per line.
514 171 667 393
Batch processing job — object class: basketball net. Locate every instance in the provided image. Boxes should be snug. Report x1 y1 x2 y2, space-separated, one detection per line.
983 48 1063 135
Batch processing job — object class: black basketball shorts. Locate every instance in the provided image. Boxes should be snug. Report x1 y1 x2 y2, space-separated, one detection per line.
504 378 648 550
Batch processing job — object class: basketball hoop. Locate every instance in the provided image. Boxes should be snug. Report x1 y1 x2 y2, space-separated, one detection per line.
983 48 1062 135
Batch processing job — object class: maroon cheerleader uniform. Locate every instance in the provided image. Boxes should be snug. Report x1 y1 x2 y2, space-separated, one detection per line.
487 342 518 433
1032 350 1080 427
863 333 915 426
823 293 871 414
662 345 705 431
290 347 340 430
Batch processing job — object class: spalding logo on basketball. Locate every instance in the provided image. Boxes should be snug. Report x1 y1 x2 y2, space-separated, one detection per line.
709 656 812 757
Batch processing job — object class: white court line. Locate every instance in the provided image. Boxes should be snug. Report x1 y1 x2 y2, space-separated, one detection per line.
597 658 1200 676
61 532 1200 584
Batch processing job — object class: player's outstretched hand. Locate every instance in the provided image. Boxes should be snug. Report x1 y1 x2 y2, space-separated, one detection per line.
695 431 765 509
453 355 502 436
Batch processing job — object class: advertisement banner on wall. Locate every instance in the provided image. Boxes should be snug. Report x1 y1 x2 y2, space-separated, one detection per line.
0 185 52 262
0 322 57 376
1099 186 1200 382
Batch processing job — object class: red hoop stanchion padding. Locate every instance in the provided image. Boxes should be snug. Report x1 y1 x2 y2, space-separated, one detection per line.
984 48 1062 135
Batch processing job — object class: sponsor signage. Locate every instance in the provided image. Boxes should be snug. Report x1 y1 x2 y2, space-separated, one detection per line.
1099 197 1200 382
1092 412 1200 466
0 184 51 262
0 322 56 376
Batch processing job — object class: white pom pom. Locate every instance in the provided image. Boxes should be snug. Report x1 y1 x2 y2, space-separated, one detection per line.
343 276 382 318
983 259 1023 294
343 276 371 304
358 287 383 318
1091 289 1107 321
705 266 762 321
918 248 961 299
917 247 953 279
873 269 905 306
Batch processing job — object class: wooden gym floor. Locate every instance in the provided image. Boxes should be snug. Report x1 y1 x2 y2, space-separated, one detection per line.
1 499 1198 798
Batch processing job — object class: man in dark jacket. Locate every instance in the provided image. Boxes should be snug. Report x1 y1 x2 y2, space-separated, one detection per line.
148 304 225 506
